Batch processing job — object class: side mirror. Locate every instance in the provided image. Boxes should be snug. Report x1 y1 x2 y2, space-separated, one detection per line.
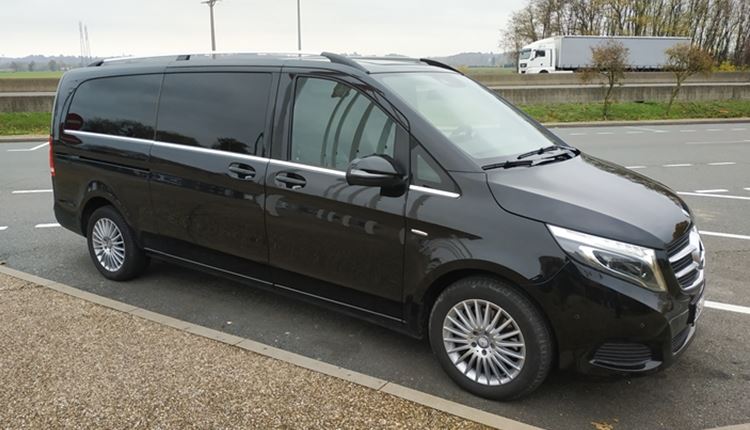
346 155 404 188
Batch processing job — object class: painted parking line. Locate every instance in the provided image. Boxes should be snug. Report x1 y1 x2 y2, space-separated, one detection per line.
707 162 736 166
705 301 750 315
0 226 7 231
678 192 750 201
6 142 49 152
695 189 728 193
663 163 692 167
685 140 750 145
34 223 61 228
745 188 750 191
700 231 750 241
11 189 53 194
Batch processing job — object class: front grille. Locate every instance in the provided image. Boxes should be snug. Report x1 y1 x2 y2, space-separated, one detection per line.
591 342 653 370
667 227 705 292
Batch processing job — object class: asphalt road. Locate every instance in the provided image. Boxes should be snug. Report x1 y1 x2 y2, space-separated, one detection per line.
1 122 749 430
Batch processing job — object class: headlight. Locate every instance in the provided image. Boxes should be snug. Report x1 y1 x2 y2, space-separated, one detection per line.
548 225 668 292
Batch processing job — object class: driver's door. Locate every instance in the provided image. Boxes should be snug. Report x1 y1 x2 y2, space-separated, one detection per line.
265 72 409 319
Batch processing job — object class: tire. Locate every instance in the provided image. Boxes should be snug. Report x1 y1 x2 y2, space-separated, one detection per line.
86 205 149 281
428 276 553 400
539 70 549 74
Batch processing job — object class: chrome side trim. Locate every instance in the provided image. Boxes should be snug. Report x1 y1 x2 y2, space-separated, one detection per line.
150 139 269 163
144 248 273 286
65 129 153 146
410 228 429 237
409 185 460 199
269 159 346 177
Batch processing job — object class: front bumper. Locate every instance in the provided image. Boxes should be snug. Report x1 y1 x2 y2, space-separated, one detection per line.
542 261 705 375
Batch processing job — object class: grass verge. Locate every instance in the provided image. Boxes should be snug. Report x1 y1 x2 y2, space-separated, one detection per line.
1 100 749 136
521 100 750 123
0 71 64 79
0 112 50 135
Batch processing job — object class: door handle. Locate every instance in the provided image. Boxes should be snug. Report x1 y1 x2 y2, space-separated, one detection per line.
228 163 256 180
275 172 307 190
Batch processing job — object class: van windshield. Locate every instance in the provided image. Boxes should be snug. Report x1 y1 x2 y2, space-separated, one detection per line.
374 72 556 161
519 49 532 60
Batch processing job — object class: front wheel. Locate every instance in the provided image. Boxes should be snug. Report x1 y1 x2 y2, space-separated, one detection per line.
86 206 149 281
429 277 553 400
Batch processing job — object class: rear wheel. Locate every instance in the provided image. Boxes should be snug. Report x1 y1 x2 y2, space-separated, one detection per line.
429 276 553 400
86 206 148 281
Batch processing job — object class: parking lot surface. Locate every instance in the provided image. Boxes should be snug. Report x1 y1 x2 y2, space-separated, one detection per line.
1 122 749 429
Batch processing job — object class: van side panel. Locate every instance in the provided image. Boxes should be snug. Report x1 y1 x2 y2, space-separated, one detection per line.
53 73 162 239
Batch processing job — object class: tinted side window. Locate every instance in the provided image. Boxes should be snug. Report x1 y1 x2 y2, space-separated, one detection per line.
66 74 161 139
291 77 395 170
411 143 457 192
156 72 272 155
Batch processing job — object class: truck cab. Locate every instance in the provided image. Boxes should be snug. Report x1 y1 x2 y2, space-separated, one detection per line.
518 39 555 74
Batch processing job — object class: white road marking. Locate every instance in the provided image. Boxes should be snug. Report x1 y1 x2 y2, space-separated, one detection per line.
6 142 48 152
678 192 750 201
11 189 53 194
569 132 586 136
679 130 696 133
731 128 747 131
705 301 750 315
700 231 750 241
745 188 750 191
707 162 736 166
625 165 646 169
706 128 721 132
685 139 750 145
0 226 7 231
627 126 667 133
695 189 728 193
34 223 60 228
596 132 614 135
663 163 692 167
625 131 643 134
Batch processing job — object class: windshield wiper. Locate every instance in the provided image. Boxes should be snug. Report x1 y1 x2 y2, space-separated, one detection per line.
517 145 579 160
482 159 534 170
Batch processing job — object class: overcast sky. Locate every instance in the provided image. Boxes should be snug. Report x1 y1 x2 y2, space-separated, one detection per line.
1 0 525 58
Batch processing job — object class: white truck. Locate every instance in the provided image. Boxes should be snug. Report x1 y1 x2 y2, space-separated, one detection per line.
518 35 691 74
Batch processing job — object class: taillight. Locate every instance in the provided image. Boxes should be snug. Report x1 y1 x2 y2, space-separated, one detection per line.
48 135 55 177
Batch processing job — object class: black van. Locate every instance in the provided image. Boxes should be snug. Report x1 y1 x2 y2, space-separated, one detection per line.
50 52 705 399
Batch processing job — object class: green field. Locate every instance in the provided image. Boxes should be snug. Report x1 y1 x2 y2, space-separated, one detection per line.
2 100 749 136
521 100 750 122
0 112 50 135
0 71 64 79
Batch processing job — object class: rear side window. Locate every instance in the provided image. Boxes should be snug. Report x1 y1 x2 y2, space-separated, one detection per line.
156 72 272 155
66 74 161 139
291 77 395 170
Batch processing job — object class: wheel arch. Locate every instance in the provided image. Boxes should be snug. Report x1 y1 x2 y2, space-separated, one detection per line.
418 267 560 366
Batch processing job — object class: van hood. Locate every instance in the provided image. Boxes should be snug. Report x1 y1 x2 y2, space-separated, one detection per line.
486 154 692 249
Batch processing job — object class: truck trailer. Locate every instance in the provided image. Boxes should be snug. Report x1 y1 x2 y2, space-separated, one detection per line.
518 35 691 74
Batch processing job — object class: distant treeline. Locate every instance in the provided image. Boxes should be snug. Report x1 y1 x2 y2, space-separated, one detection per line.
502 0 750 66
0 55 95 72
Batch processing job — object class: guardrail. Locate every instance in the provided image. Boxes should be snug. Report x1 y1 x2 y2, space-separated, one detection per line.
1 72 749 112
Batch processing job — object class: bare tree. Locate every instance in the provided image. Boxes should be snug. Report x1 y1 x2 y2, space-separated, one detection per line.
582 40 630 119
665 43 714 113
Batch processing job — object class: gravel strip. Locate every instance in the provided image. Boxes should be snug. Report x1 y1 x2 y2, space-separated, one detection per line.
0 273 487 429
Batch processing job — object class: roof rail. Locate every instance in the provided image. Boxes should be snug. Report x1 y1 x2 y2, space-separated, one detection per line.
419 58 463 74
320 52 369 73
99 51 321 65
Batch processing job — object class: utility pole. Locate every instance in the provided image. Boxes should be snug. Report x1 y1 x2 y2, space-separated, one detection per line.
297 0 302 51
202 0 221 51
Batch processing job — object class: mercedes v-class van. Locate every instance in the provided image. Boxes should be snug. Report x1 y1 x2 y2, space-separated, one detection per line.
50 52 705 399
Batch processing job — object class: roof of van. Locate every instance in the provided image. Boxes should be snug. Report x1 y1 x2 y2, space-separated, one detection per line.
85 52 459 75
